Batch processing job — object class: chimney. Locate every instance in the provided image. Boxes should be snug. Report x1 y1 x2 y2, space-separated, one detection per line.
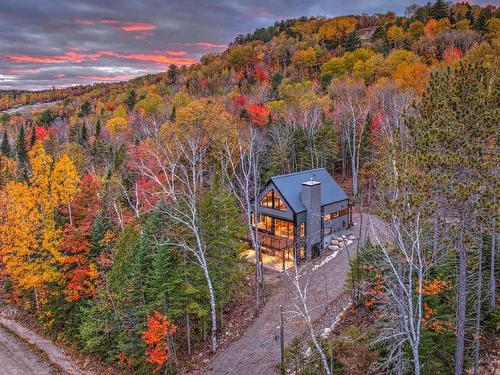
301 177 321 259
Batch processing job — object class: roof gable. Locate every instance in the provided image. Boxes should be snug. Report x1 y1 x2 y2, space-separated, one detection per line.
270 168 348 213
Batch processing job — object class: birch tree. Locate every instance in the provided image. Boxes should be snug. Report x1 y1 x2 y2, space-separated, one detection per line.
222 124 265 308
331 78 371 196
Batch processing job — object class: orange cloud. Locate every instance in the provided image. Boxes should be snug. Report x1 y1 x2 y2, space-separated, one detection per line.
100 19 156 32
166 50 187 56
187 42 226 49
3 50 198 66
120 22 156 32
77 75 133 81
5 51 102 63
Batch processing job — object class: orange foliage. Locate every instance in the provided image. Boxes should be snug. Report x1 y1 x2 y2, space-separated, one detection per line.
254 64 269 83
443 47 462 62
245 104 270 125
421 277 451 296
142 311 176 372
34 126 49 141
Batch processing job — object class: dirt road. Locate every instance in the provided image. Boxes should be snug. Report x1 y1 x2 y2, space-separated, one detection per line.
0 326 54 375
203 213 388 375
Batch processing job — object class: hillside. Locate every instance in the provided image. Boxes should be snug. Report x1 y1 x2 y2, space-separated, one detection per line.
0 1 499 374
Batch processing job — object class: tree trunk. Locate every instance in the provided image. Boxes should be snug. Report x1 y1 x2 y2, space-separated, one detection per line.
473 230 483 375
490 231 496 309
455 240 467 375
203 264 217 353
186 311 192 357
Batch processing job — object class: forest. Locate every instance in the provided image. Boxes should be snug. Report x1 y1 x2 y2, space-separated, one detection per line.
0 1 498 374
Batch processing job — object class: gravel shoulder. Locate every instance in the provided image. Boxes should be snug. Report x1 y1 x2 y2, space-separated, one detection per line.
0 325 55 375
0 315 88 375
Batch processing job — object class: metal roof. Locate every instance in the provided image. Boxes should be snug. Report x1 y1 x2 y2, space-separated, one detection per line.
270 168 348 213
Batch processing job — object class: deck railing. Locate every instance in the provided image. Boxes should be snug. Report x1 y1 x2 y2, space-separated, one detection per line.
244 231 294 251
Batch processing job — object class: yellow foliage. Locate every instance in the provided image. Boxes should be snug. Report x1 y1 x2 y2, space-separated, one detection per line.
318 16 357 41
393 62 429 93
0 142 80 302
106 116 128 136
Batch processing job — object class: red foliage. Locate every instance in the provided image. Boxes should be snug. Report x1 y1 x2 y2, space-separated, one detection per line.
254 64 269 83
443 47 462 62
231 95 247 107
245 104 270 126
59 175 101 301
370 113 382 145
34 126 49 141
142 311 176 372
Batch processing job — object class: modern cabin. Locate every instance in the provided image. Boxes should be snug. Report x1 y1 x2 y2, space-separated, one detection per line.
250 168 351 268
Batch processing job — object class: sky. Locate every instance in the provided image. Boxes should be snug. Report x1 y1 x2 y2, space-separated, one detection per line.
0 0 493 90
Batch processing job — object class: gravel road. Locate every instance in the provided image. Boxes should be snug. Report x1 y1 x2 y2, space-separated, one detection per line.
0 326 54 375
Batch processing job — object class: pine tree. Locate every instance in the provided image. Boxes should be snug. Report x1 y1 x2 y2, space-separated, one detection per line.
16 125 27 165
430 0 449 20
79 123 88 147
125 89 137 111
95 118 101 137
1 130 11 157
30 126 36 147
343 31 361 52
408 60 498 375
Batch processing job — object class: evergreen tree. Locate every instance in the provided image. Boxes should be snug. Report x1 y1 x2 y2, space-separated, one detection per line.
200 181 245 313
343 31 361 52
79 123 88 147
16 125 27 165
125 89 137 111
1 130 11 157
79 100 91 118
430 0 449 20
408 60 498 375
95 118 101 137
30 126 36 147
473 9 489 32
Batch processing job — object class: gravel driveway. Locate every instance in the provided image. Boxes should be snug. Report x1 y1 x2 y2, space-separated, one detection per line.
202 213 388 375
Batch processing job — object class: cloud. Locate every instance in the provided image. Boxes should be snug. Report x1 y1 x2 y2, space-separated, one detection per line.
101 19 156 32
185 42 227 49
6 68 41 74
77 74 134 81
3 50 198 66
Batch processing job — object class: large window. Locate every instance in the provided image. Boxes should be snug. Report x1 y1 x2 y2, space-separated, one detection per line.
299 222 305 237
260 190 287 212
274 219 294 239
253 214 294 239
324 212 339 221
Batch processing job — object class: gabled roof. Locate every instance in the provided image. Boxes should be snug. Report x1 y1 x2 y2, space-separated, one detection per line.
270 168 348 213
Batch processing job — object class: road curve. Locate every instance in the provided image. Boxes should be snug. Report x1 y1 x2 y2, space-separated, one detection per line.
0 326 54 375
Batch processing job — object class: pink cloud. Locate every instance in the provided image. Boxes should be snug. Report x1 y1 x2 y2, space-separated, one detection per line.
100 19 156 33
77 74 133 81
166 50 187 56
54 73 66 79
74 18 96 25
6 68 41 74
5 51 102 63
186 42 227 49
3 50 198 66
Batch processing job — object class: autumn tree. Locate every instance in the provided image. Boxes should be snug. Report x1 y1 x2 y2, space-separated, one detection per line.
142 311 176 372
0 143 79 308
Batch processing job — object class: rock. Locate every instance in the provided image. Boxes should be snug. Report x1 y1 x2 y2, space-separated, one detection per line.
328 245 338 251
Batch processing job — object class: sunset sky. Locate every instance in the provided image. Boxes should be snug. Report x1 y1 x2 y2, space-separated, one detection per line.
0 0 492 90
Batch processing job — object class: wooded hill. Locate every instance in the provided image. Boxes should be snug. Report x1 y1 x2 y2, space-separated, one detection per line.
0 1 498 374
